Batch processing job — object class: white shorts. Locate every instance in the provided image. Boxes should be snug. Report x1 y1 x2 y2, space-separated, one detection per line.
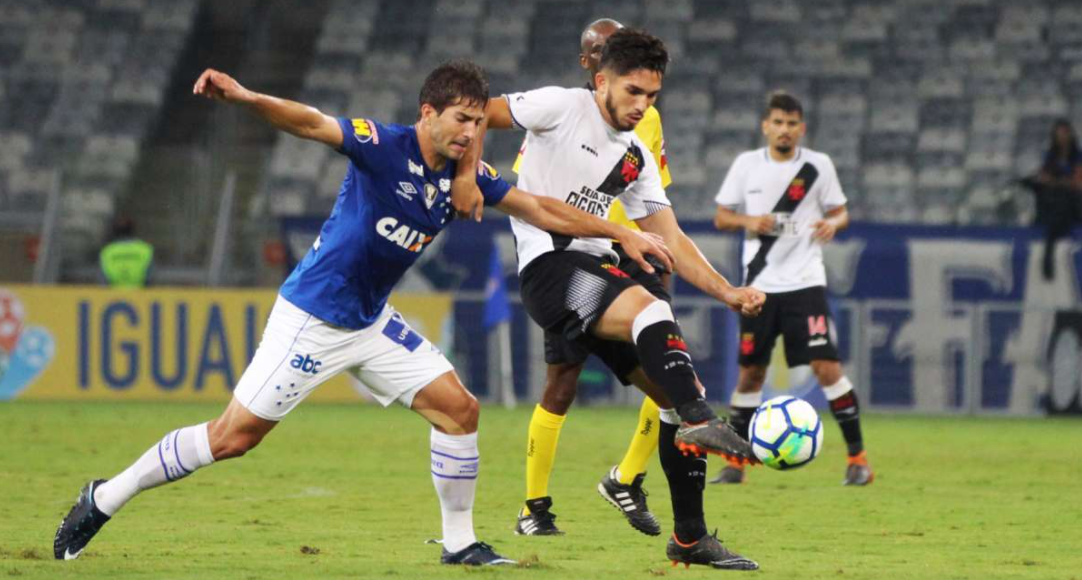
232 295 454 421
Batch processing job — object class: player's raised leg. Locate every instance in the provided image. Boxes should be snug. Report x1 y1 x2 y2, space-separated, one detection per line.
410 371 515 565
812 360 873 485
711 365 767 484
591 285 754 462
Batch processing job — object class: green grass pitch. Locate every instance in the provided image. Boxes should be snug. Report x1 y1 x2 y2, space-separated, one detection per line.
1 401 1080 579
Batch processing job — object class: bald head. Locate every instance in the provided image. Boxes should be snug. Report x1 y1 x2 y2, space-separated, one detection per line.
580 18 623 80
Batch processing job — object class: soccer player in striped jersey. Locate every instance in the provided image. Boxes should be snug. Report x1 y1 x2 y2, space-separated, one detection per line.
712 92 872 486
507 18 676 538
452 28 765 570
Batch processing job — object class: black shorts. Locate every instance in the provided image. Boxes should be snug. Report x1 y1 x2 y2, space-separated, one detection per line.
536 244 672 385
738 286 839 367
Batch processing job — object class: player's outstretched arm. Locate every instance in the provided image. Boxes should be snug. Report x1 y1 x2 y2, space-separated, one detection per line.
496 187 674 274
193 68 343 148
638 208 765 317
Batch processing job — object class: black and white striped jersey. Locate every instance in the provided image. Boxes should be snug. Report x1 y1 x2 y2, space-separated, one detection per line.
505 86 672 273
714 147 847 293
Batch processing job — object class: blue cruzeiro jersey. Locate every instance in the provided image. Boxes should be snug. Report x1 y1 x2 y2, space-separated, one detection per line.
279 117 512 329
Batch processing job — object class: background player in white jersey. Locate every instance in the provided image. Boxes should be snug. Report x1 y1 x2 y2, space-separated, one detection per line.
454 29 765 570
52 60 675 567
712 92 873 486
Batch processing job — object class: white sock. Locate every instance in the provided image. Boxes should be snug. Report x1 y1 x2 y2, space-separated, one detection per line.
659 407 681 425
430 429 479 553
730 391 763 408
822 376 854 401
94 422 215 516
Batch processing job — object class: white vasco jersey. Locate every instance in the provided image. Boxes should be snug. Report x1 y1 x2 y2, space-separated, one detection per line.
505 86 672 272
714 147 847 293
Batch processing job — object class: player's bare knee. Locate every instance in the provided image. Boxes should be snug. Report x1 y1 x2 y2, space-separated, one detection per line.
541 364 580 414
594 287 660 341
811 360 842 385
444 392 480 434
737 366 767 392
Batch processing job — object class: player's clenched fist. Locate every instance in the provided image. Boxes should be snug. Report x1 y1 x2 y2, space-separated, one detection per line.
744 214 775 236
723 286 766 317
192 69 254 104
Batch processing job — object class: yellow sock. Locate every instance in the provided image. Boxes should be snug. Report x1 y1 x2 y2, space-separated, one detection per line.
524 404 566 514
616 397 661 485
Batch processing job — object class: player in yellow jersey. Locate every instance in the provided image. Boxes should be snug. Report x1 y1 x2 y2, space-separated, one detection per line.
511 18 677 537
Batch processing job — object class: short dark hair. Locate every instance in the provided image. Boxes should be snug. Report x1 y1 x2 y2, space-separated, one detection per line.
763 91 804 119
418 59 489 115
111 216 134 239
597 28 668 77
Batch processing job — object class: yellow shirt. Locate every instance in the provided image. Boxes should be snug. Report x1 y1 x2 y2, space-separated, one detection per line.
513 104 672 231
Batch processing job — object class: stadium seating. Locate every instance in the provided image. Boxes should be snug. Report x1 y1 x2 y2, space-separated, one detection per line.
251 0 1082 226
8 0 1078 244
0 0 198 258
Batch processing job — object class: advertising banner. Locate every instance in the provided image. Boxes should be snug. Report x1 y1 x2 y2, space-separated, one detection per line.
0 286 452 403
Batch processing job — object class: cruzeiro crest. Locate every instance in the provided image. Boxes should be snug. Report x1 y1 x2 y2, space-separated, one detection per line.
0 288 56 400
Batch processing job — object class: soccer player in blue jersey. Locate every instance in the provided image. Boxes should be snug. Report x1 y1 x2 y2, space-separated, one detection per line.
53 60 674 566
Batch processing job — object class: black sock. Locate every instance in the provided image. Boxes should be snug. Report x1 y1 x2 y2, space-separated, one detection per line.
728 406 757 441
829 390 864 456
658 420 708 543
634 320 715 423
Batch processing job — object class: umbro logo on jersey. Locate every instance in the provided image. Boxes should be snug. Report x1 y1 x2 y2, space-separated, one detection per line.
396 182 418 200
376 217 433 253
580 143 598 157
408 159 424 177
290 354 322 374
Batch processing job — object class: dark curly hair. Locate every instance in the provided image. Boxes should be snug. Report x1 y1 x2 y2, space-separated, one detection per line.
418 59 489 115
597 28 668 77
762 91 804 120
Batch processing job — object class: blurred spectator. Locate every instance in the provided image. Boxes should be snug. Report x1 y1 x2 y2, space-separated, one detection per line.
99 217 154 288
1027 120 1082 279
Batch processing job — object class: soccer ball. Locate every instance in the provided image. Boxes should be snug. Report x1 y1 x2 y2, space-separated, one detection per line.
749 396 823 470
